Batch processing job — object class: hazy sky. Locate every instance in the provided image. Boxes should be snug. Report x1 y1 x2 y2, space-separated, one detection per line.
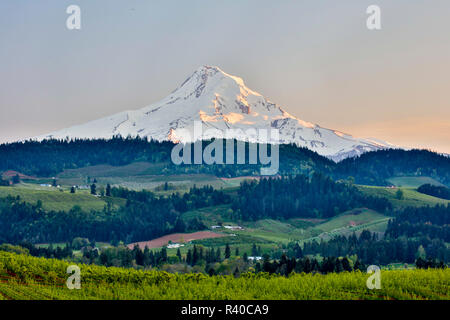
1 0 449 153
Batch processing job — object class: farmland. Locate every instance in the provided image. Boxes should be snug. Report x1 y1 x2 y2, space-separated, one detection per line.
0 185 123 211
0 252 448 300
357 185 450 209
387 176 446 188
127 231 227 250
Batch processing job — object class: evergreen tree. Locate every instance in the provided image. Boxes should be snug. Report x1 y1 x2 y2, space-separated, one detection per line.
106 184 111 197
294 243 303 258
251 244 258 256
143 247 150 267
341 257 352 272
334 258 344 273
90 183 97 195
225 244 231 259
192 246 199 265
216 248 221 261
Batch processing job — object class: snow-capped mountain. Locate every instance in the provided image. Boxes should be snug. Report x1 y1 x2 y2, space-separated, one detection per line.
35 66 393 161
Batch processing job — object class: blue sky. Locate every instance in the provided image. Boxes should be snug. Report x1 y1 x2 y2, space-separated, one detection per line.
0 0 449 153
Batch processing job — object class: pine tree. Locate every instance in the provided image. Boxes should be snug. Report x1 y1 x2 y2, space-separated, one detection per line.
106 184 111 197
160 247 167 263
251 244 258 256
341 257 352 272
90 184 97 195
193 245 199 265
304 258 311 273
334 258 344 273
225 244 231 259
143 247 150 267
186 249 192 265
294 243 303 258
216 248 221 261
354 259 364 271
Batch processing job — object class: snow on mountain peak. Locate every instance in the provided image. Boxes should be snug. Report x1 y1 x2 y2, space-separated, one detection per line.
34 66 392 161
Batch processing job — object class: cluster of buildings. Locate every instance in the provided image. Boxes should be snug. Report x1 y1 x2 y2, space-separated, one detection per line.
211 225 244 231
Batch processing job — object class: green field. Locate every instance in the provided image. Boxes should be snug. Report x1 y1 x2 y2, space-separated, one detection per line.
358 185 450 209
387 176 446 188
179 206 390 248
0 185 124 211
54 162 243 192
181 205 234 226
0 252 448 300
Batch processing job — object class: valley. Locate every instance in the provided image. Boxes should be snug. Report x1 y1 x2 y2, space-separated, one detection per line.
0 140 449 300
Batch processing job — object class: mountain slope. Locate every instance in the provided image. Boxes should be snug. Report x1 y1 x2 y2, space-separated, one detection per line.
35 66 392 161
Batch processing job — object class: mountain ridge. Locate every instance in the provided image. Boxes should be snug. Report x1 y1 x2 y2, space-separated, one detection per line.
35 65 393 161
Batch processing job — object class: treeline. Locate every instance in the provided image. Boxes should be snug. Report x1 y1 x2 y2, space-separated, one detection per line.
417 184 450 200
45 242 368 277
334 149 450 186
231 174 392 220
0 185 230 244
0 242 73 260
0 137 174 177
385 204 450 242
255 255 366 276
0 137 333 178
2 138 449 187
297 230 448 265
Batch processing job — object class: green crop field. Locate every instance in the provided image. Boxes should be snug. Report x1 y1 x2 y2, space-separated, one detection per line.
0 185 124 211
0 252 448 300
55 161 235 191
357 185 450 209
181 205 234 227
314 209 387 233
210 209 390 245
387 176 446 188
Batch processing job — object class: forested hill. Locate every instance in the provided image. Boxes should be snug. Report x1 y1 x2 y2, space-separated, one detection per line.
232 174 392 220
0 138 449 186
333 149 450 186
0 138 333 178
0 137 174 177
